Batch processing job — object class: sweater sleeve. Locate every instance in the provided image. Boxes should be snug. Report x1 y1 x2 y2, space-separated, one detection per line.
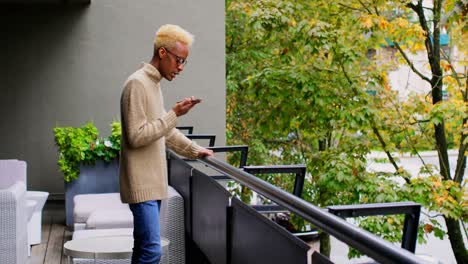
121 79 177 148
165 128 203 159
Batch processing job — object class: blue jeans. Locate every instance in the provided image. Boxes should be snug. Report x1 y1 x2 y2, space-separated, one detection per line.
129 200 162 264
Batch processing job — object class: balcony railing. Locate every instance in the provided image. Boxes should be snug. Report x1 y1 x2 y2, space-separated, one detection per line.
167 149 426 264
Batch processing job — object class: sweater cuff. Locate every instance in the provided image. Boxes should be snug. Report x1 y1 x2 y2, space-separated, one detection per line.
164 110 178 129
189 142 204 159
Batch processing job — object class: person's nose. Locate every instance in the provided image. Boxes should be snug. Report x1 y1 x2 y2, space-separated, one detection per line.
177 64 185 71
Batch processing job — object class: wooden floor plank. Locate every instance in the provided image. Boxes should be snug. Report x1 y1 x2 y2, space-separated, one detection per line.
28 215 52 264
27 200 67 264
61 229 73 264
43 221 65 264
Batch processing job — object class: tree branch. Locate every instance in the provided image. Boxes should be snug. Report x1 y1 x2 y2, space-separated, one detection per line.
454 133 467 184
339 62 409 182
393 43 432 83
407 0 436 71
371 125 410 182
409 119 430 125
338 3 367 12
372 5 380 16
292 129 308 165
357 0 373 14
422 211 444 218
461 221 468 244
454 75 468 184
440 0 467 26
390 99 435 178
406 2 417 12
440 48 464 86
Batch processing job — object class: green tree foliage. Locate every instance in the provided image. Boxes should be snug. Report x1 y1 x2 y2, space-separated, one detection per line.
226 0 467 261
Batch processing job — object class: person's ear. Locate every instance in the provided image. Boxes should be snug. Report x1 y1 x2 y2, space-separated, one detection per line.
158 47 166 59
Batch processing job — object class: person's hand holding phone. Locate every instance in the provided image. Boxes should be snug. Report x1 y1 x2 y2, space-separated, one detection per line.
172 96 202 117
190 98 202 104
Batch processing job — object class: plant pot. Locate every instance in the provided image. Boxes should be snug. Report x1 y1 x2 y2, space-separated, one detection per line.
294 229 319 242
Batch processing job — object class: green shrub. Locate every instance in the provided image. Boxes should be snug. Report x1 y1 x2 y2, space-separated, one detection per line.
53 122 121 182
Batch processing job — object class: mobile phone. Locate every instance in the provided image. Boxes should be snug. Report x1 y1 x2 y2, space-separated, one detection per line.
177 98 202 104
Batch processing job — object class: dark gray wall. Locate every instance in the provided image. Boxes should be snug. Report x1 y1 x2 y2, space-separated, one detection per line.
0 1 225 197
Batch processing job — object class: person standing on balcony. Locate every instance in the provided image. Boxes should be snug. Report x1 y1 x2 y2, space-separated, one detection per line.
119 24 214 264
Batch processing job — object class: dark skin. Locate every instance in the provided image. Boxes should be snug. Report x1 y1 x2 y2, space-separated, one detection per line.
150 41 196 117
149 41 213 158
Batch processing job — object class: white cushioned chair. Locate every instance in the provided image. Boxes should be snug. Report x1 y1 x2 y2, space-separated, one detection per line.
73 193 129 229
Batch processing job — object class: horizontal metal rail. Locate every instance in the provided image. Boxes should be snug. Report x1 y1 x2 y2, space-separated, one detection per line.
243 165 306 198
201 156 425 264
186 134 216 147
207 145 249 168
328 202 421 218
328 202 421 253
176 126 194 134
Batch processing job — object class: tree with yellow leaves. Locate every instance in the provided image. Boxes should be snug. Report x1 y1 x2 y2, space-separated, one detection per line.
351 1 467 262
226 0 466 262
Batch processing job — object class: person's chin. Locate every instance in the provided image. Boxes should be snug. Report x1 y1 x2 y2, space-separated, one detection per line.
164 74 174 81
169 73 177 81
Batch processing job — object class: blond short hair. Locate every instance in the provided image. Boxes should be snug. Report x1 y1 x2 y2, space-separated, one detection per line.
154 24 194 50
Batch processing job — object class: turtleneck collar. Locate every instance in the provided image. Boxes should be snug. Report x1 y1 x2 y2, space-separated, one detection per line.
141 62 162 82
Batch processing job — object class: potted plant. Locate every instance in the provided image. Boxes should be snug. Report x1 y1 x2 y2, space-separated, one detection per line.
53 121 121 226
271 212 319 244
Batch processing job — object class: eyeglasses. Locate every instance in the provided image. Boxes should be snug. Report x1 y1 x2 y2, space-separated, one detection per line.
165 48 188 66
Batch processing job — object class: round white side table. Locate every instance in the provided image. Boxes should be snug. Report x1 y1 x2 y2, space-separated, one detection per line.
63 236 170 264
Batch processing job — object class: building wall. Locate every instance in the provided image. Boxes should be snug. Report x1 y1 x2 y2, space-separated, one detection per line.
0 1 225 197
388 44 461 100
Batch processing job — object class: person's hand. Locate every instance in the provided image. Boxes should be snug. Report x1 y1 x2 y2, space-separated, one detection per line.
172 96 202 117
197 148 214 158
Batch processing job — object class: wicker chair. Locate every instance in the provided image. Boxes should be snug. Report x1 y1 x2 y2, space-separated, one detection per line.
0 181 29 264
71 186 185 264
0 159 49 246
160 186 185 264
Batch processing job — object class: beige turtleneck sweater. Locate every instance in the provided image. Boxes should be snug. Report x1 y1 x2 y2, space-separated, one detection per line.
119 63 202 203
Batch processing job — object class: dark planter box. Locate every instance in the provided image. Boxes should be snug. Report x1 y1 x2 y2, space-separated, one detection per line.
64 159 119 227
294 229 319 242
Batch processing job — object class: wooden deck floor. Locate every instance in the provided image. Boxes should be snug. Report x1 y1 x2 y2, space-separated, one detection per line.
28 200 72 264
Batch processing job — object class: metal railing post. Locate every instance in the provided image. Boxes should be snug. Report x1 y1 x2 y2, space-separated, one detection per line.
402 206 421 252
